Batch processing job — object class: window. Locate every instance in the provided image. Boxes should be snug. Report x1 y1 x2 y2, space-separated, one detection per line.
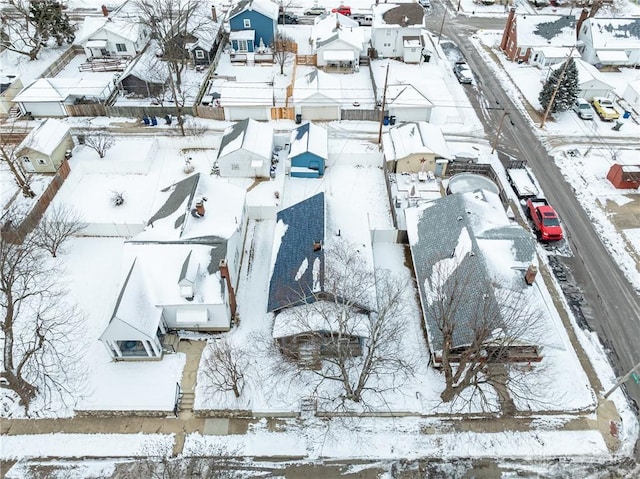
384 43 391 47
237 40 248 52
195 50 205 59
37 158 46 165
243 18 251 28
231 163 240 170
22 156 31 163
116 43 127 52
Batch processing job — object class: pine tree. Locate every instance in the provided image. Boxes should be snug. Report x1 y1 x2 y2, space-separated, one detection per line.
539 57 579 114
29 0 75 47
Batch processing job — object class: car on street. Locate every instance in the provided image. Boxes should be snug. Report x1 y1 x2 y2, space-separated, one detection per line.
418 0 431 8
453 61 473 84
572 98 594 120
331 5 352 15
526 198 564 242
591 97 620 121
278 13 298 24
305 6 327 15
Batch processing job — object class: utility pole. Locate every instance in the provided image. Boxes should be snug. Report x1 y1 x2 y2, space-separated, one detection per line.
539 47 574 129
604 359 640 399
437 10 447 45
377 64 390 145
491 110 510 154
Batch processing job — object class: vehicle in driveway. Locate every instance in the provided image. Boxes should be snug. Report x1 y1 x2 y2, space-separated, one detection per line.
453 61 473 84
591 97 620 121
572 98 594 120
278 13 298 24
305 6 327 15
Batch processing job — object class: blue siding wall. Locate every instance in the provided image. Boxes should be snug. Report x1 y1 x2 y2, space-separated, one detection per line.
291 152 325 177
230 10 275 49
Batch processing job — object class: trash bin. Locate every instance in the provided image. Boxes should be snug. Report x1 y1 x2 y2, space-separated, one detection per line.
143 116 150 125
295 113 302 124
165 114 172 125
383 116 390 126
151 116 158 126
389 115 396 125
623 110 631 119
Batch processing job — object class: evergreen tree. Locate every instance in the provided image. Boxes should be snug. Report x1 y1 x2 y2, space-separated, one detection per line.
29 0 75 47
539 57 579 114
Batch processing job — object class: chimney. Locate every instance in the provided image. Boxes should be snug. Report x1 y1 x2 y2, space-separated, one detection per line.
195 200 205 216
101 4 109 16
576 8 589 40
211 5 217 22
525 264 537 286
219 259 237 317
500 8 516 53
313 241 322 252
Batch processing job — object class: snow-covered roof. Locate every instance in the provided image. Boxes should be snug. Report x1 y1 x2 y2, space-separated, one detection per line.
272 301 370 338
385 84 433 109
217 118 274 161
382 122 450 162
372 3 424 29
219 82 273 106
530 46 580 59
405 190 537 351
516 14 576 48
289 122 329 161
313 13 363 51
131 173 246 243
292 69 342 104
583 18 640 50
570 58 614 89
315 28 364 53
14 78 112 102
18 118 70 156
119 40 169 83
229 0 279 21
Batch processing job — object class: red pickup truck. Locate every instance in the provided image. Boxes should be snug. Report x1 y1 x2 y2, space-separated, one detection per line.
526 198 563 241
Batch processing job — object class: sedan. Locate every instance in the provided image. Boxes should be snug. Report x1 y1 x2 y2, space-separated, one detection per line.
304 6 327 15
453 62 473 84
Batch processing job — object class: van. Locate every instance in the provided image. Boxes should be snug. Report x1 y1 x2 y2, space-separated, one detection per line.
351 13 372 26
572 98 594 120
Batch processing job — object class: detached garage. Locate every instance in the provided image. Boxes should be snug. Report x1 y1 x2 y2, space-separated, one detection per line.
293 69 342 121
289 122 328 178
217 118 274 178
219 82 272 121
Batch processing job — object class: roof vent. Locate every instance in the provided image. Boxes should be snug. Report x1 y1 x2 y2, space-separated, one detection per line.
192 196 207 218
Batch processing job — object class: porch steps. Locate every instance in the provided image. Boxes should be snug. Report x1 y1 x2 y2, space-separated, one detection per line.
8 106 21 119
179 391 195 411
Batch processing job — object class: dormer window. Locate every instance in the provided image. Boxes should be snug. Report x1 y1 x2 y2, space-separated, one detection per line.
178 251 199 301
244 19 251 28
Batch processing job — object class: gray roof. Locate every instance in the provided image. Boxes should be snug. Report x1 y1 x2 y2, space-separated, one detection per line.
534 16 576 41
217 118 249 159
382 4 424 26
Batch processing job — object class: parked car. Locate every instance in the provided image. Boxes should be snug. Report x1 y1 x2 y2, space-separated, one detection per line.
332 5 351 15
526 198 563 242
418 0 431 8
278 13 298 24
453 62 473 84
592 97 620 121
305 6 327 15
572 98 594 120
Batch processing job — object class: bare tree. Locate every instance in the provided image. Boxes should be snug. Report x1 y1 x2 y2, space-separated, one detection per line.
33 204 87 257
273 31 295 76
1 213 86 415
0 126 36 198
1 0 75 60
201 337 248 399
274 240 413 408
423 257 544 412
83 131 115 159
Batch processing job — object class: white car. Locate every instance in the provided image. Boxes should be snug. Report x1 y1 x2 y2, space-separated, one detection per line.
453 62 473 84
304 6 326 15
418 0 431 7
572 98 594 120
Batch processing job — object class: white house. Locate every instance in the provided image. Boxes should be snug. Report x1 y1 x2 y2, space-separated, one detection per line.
371 3 425 60
623 79 640 115
313 13 364 72
13 78 115 117
292 69 342 121
382 121 451 175
16 119 74 173
219 82 273 120
217 118 274 177
577 17 640 67
385 84 433 122
567 58 615 100
99 173 246 361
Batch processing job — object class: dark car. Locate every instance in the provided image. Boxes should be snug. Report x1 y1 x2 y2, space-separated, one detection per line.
278 13 298 24
453 61 473 84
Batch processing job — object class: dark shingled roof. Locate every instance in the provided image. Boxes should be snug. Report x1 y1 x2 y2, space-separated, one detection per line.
217 118 250 160
268 193 325 312
534 16 576 41
381 4 424 27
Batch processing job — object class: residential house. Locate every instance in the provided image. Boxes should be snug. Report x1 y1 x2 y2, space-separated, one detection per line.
292 69 342 121
371 3 425 60
268 193 371 367
385 84 434 122
218 82 273 120
117 41 169 98
216 118 274 177
79 1 151 59
576 12 640 67
622 79 640 115
16 119 74 173
186 27 224 67
500 9 576 64
228 0 278 59
382 122 451 175
13 78 115 117
288 122 328 178
0 74 23 117
405 190 542 366
99 173 246 360
550 58 615 101
313 13 365 72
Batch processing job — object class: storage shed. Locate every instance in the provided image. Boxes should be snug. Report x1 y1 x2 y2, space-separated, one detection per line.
607 163 640 189
288 122 328 178
16 119 74 173
217 118 273 178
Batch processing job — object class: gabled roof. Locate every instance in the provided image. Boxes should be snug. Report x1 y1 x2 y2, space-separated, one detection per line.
292 69 342 104
314 13 362 50
516 14 576 47
553 58 614 89
385 84 433 109
219 82 273 106
382 121 450 161
582 17 640 50
373 3 424 28
289 122 329 161
14 78 111 102
272 301 370 338
229 0 279 21
217 118 274 160
119 40 169 83
18 119 70 156
268 193 325 312
405 190 536 352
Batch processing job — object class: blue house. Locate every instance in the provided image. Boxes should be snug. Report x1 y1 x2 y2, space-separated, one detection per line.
228 0 278 54
288 122 328 178
268 193 325 312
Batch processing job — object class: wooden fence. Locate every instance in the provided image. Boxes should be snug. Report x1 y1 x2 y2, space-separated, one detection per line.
65 103 107 117
195 105 226 120
271 107 295 120
295 55 317 66
341 109 382 121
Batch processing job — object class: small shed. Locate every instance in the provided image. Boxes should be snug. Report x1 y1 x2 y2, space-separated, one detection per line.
288 122 328 178
381 121 450 175
607 163 640 189
217 118 274 177
16 119 74 173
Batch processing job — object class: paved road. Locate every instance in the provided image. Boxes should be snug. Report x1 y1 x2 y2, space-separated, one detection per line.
427 3 640 410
